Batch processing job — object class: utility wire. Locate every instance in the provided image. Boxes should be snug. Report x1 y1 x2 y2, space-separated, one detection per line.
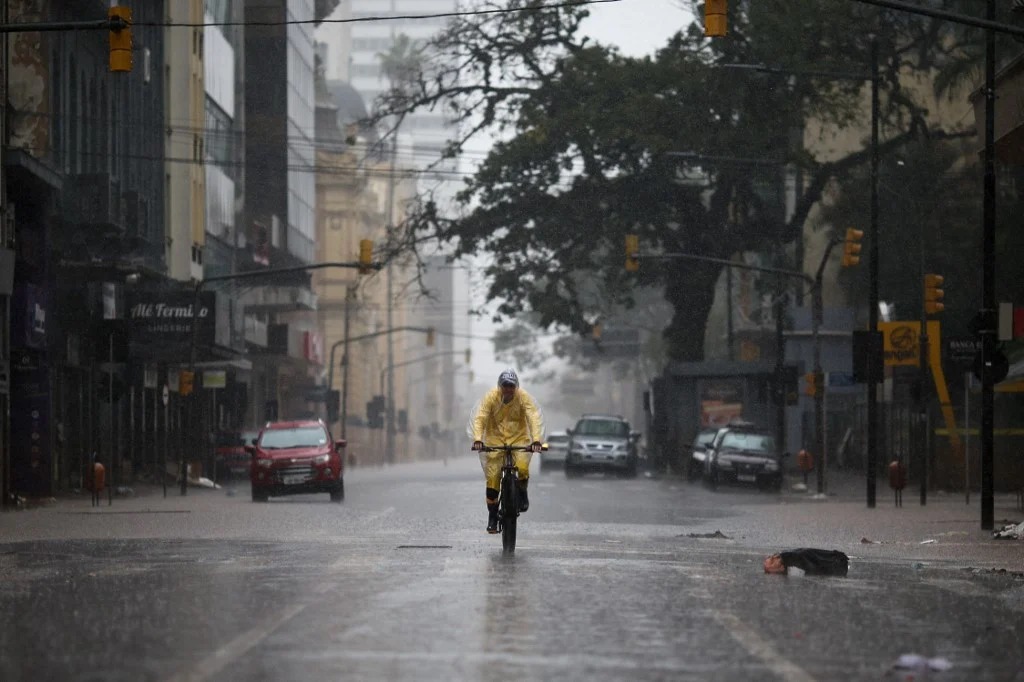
135 0 621 29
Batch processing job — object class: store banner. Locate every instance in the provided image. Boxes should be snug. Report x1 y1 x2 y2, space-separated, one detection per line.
128 289 216 349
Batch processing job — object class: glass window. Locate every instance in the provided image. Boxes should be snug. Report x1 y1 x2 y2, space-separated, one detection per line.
259 426 329 449
575 419 629 437
719 432 776 453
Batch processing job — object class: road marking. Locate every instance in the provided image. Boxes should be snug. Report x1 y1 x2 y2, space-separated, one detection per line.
164 602 308 682
711 611 816 682
164 551 386 682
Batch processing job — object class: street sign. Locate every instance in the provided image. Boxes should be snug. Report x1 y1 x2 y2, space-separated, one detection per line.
947 337 982 366
827 372 855 387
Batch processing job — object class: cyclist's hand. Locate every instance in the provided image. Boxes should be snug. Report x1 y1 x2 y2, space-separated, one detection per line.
531 441 543 453
472 440 484 451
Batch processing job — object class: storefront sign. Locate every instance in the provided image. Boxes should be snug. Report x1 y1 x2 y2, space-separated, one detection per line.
128 290 215 349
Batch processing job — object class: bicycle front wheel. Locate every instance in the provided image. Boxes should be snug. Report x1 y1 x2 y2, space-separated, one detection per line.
500 473 518 553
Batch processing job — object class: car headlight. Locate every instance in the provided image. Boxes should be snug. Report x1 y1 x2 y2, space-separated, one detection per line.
256 458 273 468
313 454 330 464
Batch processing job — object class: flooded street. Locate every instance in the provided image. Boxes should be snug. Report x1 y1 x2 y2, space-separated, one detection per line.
0 457 1021 681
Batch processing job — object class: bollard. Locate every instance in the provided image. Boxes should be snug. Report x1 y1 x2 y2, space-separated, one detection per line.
796 449 814 487
888 459 907 507
91 461 105 507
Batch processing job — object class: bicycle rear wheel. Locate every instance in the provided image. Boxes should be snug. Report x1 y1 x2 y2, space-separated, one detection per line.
500 472 518 553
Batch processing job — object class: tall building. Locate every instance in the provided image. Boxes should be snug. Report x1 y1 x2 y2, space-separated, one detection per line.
242 0 323 421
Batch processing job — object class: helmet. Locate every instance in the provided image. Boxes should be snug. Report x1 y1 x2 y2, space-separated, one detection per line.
497 368 519 388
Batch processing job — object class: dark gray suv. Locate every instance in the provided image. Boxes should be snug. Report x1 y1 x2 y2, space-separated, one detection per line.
564 414 641 478
704 425 785 491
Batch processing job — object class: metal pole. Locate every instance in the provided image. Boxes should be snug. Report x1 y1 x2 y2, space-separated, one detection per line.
385 139 397 465
813 281 825 495
108 334 113 506
866 36 880 508
340 286 353 440
964 372 970 505
726 267 734 361
774 283 786 458
163 390 168 497
980 0 996 530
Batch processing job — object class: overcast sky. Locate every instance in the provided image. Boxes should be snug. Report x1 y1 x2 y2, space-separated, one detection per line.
466 0 694 421
580 0 692 57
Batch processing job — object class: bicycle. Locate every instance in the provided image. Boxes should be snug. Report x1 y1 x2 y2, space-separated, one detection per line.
478 443 546 554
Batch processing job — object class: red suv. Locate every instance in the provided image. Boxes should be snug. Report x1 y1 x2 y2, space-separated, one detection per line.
246 419 346 502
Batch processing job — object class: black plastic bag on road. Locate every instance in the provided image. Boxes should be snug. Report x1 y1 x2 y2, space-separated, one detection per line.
764 548 849 576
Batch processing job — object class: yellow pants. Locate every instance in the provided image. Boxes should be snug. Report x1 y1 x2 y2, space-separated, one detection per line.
479 450 531 490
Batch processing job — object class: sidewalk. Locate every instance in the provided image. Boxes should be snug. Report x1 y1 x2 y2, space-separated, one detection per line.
752 469 1024 569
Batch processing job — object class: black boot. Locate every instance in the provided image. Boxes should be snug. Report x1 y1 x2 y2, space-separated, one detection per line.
486 489 499 533
518 479 529 512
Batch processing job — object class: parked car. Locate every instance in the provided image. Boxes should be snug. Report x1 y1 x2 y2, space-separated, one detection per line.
564 414 641 478
213 429 260 482
686 427 720 482
540 430 569 471
704 424 785 491
246 419 346 502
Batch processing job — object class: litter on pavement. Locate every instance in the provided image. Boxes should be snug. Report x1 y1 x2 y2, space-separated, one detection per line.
685 530 731 539
763 548 849 576
993 520 1024 540
891 653 953 674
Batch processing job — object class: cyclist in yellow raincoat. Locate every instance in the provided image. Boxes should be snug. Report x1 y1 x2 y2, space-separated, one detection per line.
470 368 544 534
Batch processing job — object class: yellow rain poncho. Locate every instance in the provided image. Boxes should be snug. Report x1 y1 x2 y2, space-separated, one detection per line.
469 387 544 488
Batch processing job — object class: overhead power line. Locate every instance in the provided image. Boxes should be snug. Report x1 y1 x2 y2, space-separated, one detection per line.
137 0 622 29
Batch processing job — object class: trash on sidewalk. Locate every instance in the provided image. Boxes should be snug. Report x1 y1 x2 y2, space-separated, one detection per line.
189 476 221 490
860 537 882 544
115 486 134 497
992 520 1024 540
891 653 953 674
763 548 849 576
919 539 937 545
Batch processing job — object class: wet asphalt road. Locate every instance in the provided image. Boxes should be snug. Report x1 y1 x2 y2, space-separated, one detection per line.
0 455 1021 681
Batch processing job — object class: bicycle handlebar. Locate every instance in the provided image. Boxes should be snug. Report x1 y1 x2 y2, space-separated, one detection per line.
475 443 548 452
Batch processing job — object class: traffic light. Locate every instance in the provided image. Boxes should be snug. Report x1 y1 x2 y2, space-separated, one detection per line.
366 395 385 429
803 371 819 397
592 323 602 340
841 228 863 268
425 327 435 347
625 234 639 272
358 239 373 274
108 7 133 72
924 274 945 315
704 0 727 37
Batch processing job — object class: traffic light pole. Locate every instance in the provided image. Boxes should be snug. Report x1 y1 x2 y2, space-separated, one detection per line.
326 324 435 438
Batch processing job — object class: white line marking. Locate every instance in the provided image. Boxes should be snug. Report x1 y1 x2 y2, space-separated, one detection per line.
711 611 817 682
164 602 307 682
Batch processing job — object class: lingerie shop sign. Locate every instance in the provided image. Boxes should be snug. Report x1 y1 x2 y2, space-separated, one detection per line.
128 290 216 348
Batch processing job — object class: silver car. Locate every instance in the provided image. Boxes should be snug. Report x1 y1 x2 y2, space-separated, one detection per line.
564 414 641 478
540 431 569 471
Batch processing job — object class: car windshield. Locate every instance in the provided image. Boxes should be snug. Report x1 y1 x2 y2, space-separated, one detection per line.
694 430 717 448
575 420 629 437
719 431 775 453
259 426 329 449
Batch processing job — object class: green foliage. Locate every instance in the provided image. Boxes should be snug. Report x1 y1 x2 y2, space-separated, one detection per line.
371 0 989 364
